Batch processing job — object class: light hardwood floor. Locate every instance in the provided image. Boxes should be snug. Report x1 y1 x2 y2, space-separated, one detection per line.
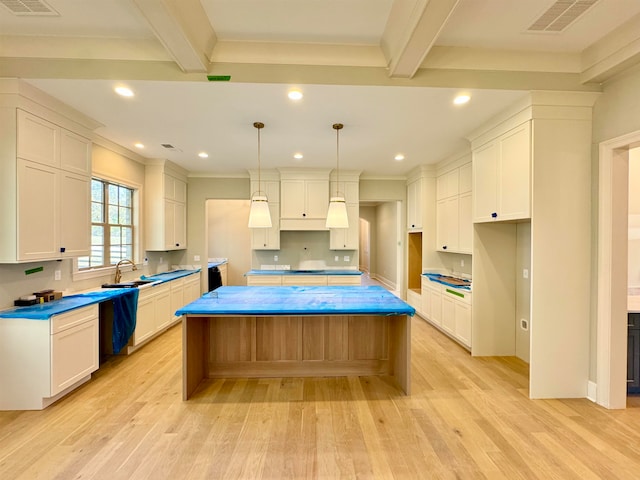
2 316 640 479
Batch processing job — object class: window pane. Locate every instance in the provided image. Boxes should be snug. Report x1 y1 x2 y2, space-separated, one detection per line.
108 205 119 224
108 184 119 205
77 256 89 269
91 179 103 202
110 226 121 245
122 226 132 244
91 202 103 222
119 187 131 207
119 206 131 225
123 244 133 260
91 225 104 245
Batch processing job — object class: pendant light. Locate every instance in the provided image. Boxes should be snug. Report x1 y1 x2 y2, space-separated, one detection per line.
248 121 272 228
326 123 349 228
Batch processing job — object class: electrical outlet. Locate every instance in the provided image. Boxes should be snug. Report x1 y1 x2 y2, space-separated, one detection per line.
460 259 464 267
520 318 529 331
159 257 163 264
54 270 61 281
343 255 350 262
194 255 200 262
335 256 339 262
144 257 148 266
523 268 529 279
274 255 278 262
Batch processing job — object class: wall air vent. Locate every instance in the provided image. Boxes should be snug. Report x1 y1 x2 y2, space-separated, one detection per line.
0 0 59 15
527 0 598 33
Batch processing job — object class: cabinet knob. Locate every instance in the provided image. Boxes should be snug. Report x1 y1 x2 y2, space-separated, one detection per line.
491 212 498 218
175 243 180 247
411 224 415 228
302 213 306 217
264 243 267 247
442 245 447 250
60 247 66 253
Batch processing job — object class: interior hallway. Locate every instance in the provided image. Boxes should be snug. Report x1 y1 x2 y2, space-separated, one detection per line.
2 310 640 478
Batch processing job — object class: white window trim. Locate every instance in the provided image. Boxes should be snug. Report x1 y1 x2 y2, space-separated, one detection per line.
73 174 143 282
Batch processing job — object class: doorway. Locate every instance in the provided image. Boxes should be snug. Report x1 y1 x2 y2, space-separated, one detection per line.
205 199 251 286
597 133 640 409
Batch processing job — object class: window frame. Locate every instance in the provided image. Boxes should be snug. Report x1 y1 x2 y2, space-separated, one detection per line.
73 175 142 281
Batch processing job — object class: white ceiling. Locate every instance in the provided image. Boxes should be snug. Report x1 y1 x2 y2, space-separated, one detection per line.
2 0 640 177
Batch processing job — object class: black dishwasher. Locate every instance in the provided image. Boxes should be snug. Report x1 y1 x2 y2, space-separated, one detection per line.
208 265 222 291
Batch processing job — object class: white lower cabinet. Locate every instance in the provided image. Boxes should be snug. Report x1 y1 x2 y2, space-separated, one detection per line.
420 277 471 349
170 278 185 322
131 283 171 348
0 304 99 410
246 274 361 286
183 273 202 303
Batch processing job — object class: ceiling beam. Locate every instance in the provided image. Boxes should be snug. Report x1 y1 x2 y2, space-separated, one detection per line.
132 0 217 73
381 0 459 79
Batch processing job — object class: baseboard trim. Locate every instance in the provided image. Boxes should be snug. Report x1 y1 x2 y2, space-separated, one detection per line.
372 274 396 292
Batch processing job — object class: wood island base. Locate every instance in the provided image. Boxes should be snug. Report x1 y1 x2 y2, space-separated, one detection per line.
182 313 411 400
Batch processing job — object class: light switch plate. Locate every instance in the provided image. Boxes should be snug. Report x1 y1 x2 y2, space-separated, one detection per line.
523 269 529 279
344 255 350 262
54 270 61 281
194 255 200 262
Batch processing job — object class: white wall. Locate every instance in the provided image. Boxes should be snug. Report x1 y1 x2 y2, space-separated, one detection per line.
516 222 531 363
375 202 398 288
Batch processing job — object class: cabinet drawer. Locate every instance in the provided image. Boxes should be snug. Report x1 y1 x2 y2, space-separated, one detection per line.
139 282 170 300
51 304 98 334
327 275 361 286
282 275 327 286
247 275 283 286
443 287 472 305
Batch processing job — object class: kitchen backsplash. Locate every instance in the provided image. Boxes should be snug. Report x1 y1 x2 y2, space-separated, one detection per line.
252 231 357 270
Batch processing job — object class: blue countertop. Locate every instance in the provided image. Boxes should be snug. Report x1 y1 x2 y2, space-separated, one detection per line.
176 285 415 317
423 273 471 290
1 269 200 320
246 269 362 276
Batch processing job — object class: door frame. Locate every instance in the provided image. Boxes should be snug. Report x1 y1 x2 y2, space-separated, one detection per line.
597 130 640 408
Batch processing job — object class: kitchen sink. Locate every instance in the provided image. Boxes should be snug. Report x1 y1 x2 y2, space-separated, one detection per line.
101 279 159 289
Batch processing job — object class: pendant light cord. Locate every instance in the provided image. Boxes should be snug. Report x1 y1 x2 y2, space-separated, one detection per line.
254 121 264 196
333 123 343 197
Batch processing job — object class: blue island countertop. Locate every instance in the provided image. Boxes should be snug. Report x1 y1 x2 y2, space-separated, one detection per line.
176 285 414 317
246 269 362 276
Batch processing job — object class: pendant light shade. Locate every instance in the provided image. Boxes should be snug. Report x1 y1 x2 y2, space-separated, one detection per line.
248 122 272 228
326 123 349 229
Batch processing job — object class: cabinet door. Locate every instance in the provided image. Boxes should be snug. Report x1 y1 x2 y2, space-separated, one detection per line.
18 159 60 261
430 290 442 326
441 296 455 335
628 329 640 390
50 318 98 396
498 122 531 221
133 296 156 345
252 202 280 250
330 204 359 250
305 180 329 218
17 110 59 167
60 171 91 257
173 202 187 249
407 179 422 229
437 169 459 200
455 302 472 347
459 163 472 194
155 290 172 331
280 180 305 218
170 283 184 321
421 284 431 318
472 140 498 222
437 197 458 252
60 129 91 175
458 192 472 254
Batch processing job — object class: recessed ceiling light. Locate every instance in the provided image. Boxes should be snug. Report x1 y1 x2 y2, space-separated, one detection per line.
293 153 303 159
454 94 470 105
394 154 405 161
198 152 209 158
288 90 303 101
114 86 134 97
134 142 144 149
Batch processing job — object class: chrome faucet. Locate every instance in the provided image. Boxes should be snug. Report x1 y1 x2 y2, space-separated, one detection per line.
114 259 137 283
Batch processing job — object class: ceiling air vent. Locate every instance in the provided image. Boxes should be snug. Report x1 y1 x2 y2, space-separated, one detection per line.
527 0 598 33
0 0 59 15
161 144 176 149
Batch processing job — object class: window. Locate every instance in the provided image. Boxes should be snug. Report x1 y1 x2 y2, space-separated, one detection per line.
78 179 134 269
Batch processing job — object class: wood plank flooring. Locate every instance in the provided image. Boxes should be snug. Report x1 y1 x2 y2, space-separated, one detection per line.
2 316 640 479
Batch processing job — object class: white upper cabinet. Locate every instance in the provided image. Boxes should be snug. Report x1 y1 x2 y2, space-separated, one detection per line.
435 162 472 254
146 162 188 251
279 169 330 231
5 110 92 262
473 121 531 223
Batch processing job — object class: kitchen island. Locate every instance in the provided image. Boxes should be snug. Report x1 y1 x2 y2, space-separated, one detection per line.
176 285 415 399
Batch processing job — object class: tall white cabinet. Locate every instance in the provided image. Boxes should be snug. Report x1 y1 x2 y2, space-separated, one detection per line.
145 160 188 251
468 91 599 399
436 162 472 254
0 83 96 263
